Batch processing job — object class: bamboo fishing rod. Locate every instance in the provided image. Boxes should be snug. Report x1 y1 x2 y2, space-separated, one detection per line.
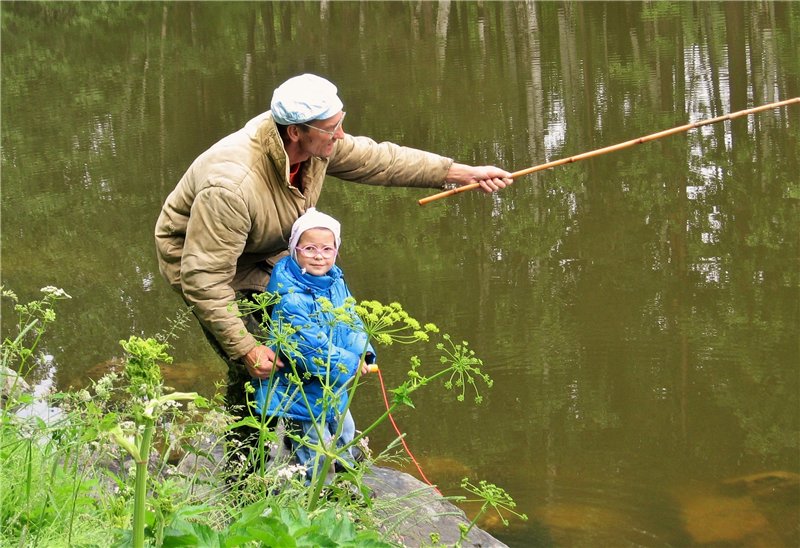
418 97 800 206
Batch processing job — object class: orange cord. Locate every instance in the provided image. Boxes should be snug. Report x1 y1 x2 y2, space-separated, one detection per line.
374 367 441 495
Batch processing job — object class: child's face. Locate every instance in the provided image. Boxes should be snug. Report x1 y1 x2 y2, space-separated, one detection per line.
295 228 337 276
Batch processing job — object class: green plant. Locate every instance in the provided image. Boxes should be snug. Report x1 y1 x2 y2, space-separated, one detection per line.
107 336 200 548
159 498 390 547
1 286 524 546
0 286 107 546
1 286 70 384
456 479 528 546
239 294 524 536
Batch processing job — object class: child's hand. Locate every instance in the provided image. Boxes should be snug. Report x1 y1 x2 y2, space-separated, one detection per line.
360 362 380 374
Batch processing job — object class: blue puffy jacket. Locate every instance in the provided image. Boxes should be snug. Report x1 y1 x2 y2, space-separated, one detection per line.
252 256 375 422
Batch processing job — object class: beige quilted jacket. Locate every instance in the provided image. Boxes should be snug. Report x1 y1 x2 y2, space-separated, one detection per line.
155 111 451 359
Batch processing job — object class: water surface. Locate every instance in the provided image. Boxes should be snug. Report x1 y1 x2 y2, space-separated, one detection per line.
2 2 798 545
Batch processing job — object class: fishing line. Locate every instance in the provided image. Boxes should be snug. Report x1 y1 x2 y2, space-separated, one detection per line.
371 366 441 495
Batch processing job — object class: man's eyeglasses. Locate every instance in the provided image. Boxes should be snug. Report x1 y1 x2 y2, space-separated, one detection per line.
297 244 338 259
300 112 346 138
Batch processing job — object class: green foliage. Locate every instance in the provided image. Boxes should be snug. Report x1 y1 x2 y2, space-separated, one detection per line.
1 286 71 375
1 287 523 546
438 335 492 404
240 291 516 532
0 287 101 546
355 300 439 346
460 479 528 526
0 427 101 545
119 336 171 401
157 500 389 547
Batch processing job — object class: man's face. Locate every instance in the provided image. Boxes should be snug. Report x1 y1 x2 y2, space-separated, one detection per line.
295 228 338 276
297 111 346 159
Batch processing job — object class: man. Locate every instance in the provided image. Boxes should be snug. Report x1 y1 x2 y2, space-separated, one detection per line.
154 73 512 411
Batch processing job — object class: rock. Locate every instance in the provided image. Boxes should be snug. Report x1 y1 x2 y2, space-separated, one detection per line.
669 471 800 546
533 502 636 546
723 470 800 500
1 365 64 425
78 358 222 397
676 491 779 545
174 437 507 547
1 366 31 407
722 470 800 546
365 466 508 547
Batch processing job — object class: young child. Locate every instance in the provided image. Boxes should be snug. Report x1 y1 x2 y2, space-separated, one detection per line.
252 208 375 482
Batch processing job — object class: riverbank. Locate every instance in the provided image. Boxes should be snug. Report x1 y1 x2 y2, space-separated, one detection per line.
170 421 507 547
3 363 507 547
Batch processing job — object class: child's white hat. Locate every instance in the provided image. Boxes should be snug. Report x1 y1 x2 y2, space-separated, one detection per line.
288 208 341 258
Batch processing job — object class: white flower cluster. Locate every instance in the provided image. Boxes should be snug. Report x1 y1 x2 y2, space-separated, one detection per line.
94 372 119 400
275 463 307 481
40 286 72 299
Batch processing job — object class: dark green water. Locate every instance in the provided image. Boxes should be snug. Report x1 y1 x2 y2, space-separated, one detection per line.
2 2 798 545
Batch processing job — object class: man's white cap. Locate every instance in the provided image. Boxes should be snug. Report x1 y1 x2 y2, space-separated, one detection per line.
271 74 343 125
288 208 342 258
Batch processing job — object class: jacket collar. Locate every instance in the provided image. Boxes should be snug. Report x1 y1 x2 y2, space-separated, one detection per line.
284 256 342 293
260 112 290 180
260 111 328 204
